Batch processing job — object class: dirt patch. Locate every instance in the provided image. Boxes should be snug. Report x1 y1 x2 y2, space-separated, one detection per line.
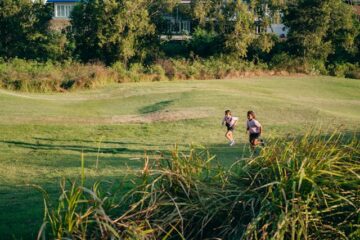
111 109 210 124
1 109 212 125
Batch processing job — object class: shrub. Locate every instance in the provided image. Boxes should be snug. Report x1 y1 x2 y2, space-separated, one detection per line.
155 59 176 80
61 62 117 89
346 70 360 79
0 59 117 92
270 53 305 73
160 41 190 58
111 61 129 82
171 59 194 79
128 63 146 82
148 64 168 81
39 131 360 239
270 53 329 74
189 28 221 57
123 132 360 239
329 63 360 79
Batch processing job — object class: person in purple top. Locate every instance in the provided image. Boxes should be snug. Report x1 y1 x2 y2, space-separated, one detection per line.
222 110 238 146
246 110 264 150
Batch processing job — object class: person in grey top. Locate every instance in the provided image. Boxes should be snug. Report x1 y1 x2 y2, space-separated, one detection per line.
246 110 263 150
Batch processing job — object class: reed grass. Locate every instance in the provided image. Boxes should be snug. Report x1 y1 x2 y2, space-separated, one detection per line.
38 131 360 239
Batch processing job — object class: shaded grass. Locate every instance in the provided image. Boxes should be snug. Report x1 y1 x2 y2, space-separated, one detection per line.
139 100 174 114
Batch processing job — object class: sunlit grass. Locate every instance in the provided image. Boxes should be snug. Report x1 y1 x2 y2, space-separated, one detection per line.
0 76 359 238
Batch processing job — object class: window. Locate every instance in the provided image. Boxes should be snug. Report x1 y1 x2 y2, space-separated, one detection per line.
181 21 191 34
166 19 191 35
54 4 74 18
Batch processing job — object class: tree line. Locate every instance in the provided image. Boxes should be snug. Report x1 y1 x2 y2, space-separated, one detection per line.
0 0 359 72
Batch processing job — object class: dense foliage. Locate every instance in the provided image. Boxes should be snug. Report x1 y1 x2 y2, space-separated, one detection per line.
0 0 359 78
282 0 359 71
71 0 155 65
0 0 65 61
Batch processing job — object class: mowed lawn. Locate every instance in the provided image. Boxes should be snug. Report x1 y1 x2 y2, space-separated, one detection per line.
0 76 359 239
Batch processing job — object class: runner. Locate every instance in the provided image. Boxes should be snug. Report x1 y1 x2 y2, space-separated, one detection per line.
246 110 264 150
222 110 238 146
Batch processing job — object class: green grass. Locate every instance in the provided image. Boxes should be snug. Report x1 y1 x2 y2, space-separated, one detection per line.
0 76 359 239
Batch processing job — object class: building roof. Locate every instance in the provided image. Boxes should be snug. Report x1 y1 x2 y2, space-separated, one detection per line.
46 0 80 3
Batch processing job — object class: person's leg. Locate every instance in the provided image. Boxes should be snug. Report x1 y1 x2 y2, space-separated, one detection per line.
259 138 265 147
228 131 233 141
250 134 258 151
229 130 236 146
249 135 254 150
225 131 232 142
253 133 263 147
250 139 256 150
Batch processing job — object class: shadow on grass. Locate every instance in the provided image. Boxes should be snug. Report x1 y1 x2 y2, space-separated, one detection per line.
2 140 141 154
0 175 134 240
138 100 173 114
32 137 159 146
0 142 257 239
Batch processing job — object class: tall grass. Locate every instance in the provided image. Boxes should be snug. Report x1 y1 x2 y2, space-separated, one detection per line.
234 132 360 240
0 57 282 93
1 57 359 93
37 165 121 239
38 132 359 239
0 59 118 92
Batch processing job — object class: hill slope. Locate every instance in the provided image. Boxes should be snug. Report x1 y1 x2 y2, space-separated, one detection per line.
0 76 359 238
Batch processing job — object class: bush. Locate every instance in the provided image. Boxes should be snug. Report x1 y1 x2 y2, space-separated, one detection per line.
0 59 117 92
162 56 269 80
111 61 129 82
329 63 360 79
270 53 305 73
148 64 168 81
39 131 360 239
160 41 190 58
127 63 146 82
125 133 360 239
270 53 329 75
155 59 176 80
346 70 360 79
189 28 221 57
4 55 357 94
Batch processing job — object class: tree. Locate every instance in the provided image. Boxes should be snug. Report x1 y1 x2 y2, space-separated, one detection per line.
190 0 257 58
224 0 256 58
71 0 155 65
326 0 360 63
250 0 287 52
0 0 59 60
283 0 359 64
148 0 184 35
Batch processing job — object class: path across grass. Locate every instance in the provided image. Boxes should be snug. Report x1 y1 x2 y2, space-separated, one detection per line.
0 76 359 238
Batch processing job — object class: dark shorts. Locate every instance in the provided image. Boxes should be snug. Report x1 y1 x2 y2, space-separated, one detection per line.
226 124 235 132
249 133 260 144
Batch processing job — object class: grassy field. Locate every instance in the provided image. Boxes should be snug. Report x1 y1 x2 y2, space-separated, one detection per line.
0 76 359 239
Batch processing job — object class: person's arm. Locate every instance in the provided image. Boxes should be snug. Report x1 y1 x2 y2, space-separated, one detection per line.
246 121 249 134
255 120 262 135
233 117 238 127
221 117 225 126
